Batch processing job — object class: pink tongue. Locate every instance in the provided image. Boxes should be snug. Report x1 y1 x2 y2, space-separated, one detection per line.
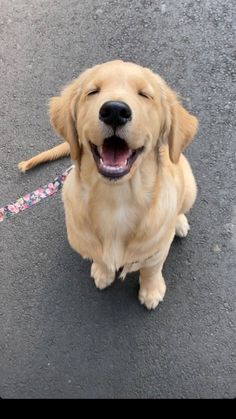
101 144 131 166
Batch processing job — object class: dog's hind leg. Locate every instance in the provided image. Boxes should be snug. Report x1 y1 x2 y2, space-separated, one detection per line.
175 155 197 237
175 214 190 238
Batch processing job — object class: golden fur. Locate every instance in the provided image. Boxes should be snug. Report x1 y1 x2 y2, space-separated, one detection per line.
19 60 198 309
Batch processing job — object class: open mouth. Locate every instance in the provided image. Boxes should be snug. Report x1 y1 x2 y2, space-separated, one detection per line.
89 136 144 179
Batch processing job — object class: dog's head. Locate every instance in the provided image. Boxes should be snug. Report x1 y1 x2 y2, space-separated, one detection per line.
49 60 197 182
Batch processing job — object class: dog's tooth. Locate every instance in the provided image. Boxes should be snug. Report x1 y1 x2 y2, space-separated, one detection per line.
100 162 128 174
98 146 103 155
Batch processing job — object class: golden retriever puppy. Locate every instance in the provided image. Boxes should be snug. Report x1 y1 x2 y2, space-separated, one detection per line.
19 60 198 309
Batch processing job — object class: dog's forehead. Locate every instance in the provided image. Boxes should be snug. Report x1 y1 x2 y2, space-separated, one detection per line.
89 61 153 86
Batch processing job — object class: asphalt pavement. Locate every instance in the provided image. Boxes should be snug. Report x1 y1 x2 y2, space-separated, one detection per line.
0 0 235 399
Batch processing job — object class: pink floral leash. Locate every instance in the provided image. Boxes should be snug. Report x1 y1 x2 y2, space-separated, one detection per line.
0 165 74 223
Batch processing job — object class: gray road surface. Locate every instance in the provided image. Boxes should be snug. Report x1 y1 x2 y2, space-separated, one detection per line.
0 0 235 399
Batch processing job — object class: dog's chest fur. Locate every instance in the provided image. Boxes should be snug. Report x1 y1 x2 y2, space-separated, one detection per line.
63 164 178 272
90 185 141 270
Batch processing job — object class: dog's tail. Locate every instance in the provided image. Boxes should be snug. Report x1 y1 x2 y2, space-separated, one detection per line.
18 142 70 173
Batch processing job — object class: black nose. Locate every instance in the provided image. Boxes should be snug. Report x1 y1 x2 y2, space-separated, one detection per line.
99 101 132 127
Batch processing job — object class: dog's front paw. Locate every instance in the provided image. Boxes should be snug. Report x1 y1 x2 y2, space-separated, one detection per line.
139 275 166 310
91 262 115 290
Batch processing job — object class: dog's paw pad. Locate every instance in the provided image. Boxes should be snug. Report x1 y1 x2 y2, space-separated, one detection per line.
91 263 115 290
175 214 190 238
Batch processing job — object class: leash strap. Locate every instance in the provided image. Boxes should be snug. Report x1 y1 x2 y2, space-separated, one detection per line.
0 165 74 223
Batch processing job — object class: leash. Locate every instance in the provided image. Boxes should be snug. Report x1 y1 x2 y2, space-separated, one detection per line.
0 165 74 223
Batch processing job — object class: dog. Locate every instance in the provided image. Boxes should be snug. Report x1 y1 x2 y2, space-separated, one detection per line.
19 60 198 309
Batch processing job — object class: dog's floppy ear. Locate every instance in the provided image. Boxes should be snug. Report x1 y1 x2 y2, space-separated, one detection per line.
162 86 198 164
49 82 81 161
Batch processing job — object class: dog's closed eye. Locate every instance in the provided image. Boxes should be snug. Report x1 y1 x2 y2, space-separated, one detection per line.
138 91 153 100
87 88 100 96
